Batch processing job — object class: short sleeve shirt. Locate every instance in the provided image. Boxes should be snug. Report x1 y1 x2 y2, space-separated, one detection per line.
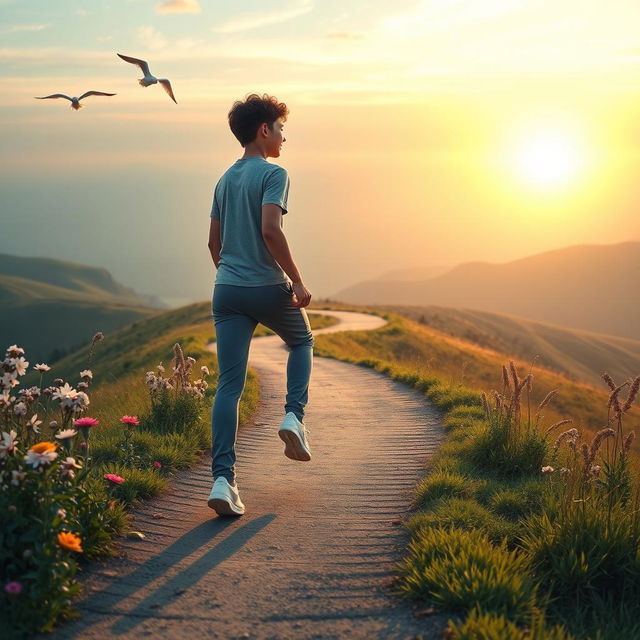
210 156 290 286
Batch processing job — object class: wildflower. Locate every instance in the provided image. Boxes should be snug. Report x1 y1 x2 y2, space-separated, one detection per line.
0 373 19 389
55 428 78 440
9 357 29 376
57 508 67 519
52 378 64 386
10 470 27 486
60 457 82 470
79 369 93 380
49 420 59 429
34 363 51 372
77 382 89 390
104 473 125 484
541 466 554 473
73 417 99 428
27 414 42 433
589 465 601 476
6 345 25 357
0 390 12 407
13 401 27 416
51 382 78 404
4 581 22 595
201 365 210 376
57 531 83 553
157 363 165 374
24 441 58 468
71 392 90 412
153 460 162 469
0 430 18 457
120 415 139 426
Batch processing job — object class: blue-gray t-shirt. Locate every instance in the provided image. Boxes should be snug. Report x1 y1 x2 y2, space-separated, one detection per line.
210 156 290 286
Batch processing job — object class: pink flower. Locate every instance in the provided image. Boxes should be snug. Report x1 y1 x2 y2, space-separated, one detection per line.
4 581 22 595
153 461 162 469
73 417 99 428
103 473 125 484
120 415 140 426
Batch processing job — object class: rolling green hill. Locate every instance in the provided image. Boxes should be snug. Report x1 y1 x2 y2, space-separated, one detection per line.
0 254 166 364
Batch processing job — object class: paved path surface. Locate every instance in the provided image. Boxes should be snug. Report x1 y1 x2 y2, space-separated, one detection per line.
50 310 447 640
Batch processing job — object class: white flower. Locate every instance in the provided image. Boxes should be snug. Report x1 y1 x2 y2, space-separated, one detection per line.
79 369 93 380
10 470 27 486
60 456 81 469
156 364 165 374
51 382 78 403
0 430 18 456
0 373 19 389
27 414 42 433
9 357 30 376
201 366 209 376
56 508 66 519
24 448 58 468
590 465 601 476
541 465 555 474
55 428 77 440
0 391 13 407
13 401 27 416
6 345 25 356
34 363 51 372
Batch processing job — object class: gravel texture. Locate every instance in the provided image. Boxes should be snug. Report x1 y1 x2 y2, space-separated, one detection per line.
46 310 447 639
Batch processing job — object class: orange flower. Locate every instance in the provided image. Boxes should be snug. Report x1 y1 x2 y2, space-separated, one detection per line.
29 441 57 454
57 531 83 553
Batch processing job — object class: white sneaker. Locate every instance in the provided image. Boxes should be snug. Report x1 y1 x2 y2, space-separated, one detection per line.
278 412 311 461
207 477 245 515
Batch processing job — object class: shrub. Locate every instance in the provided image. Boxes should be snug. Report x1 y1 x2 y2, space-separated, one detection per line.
396 526 537 622
445 606 575 640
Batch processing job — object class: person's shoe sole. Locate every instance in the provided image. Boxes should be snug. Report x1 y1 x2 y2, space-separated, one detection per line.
207 480 245 516
207 496 245 516
278 428 311 462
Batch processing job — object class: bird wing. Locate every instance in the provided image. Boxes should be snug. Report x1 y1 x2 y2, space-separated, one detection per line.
117 53 151 76
158 78 177 104
34 94 73 101
78 91 117 100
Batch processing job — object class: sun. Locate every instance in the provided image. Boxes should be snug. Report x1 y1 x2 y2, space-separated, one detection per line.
508 129 586 191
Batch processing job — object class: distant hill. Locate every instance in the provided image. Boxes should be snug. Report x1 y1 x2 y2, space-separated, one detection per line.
0 254 167 363
374 264 452 282
373 303 640 390
332 241 640 340
0 253 165 307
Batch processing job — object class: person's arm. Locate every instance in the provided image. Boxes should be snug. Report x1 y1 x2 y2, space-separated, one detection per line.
262 204 311 307
208 217 221 268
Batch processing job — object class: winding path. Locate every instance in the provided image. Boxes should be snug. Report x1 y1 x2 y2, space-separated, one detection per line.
49 310 446 640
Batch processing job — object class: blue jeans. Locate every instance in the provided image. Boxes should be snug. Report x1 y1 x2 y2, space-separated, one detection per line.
210 282 314 484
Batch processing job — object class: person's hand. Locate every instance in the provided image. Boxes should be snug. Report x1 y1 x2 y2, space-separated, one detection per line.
291 281 312 308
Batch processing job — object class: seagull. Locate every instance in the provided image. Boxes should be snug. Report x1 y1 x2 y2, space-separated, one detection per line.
34 91 117 110
116 53 177 104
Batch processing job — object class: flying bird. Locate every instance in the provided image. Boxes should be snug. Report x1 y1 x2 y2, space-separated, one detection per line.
34 91 117 110
116 53 177 104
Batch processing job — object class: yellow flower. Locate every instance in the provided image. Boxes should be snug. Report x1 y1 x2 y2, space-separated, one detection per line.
57 531 83 553
29 441 57 454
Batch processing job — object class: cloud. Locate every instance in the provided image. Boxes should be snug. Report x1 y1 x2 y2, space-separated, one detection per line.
4 23 51 33
155 0 201 14
212 0 313 34
136 25 168 50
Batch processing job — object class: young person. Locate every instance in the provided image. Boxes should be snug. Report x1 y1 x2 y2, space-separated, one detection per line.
206 93 314 516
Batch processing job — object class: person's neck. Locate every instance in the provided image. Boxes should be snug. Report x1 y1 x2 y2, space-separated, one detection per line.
241 142 268 159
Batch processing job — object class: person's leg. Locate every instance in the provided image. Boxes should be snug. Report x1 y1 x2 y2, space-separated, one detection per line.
211 285 258 485
251 282 314 423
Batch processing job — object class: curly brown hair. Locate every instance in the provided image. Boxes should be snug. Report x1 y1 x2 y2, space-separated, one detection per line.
228 93 289 147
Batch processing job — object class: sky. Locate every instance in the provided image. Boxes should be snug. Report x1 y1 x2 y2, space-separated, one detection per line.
1 0 640 305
